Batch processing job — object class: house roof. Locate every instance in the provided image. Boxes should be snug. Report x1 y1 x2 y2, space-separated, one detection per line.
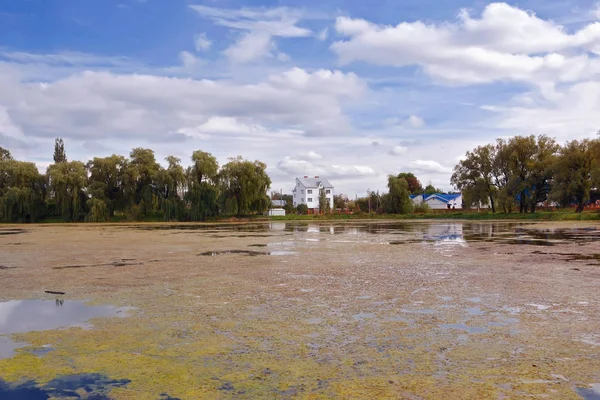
297 176 333 188
271 200 286 207
424 193 461 203
411 193 461 203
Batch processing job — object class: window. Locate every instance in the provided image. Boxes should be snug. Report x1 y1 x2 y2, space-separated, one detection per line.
307 198 313 202
326 190 331 194
301 198 304 202
307 189 312 194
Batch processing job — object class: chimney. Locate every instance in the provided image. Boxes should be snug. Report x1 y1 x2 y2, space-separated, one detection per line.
315 176 319 178
304 176 308 178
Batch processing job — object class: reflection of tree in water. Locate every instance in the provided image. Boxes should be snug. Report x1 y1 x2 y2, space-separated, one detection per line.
55 299 64 307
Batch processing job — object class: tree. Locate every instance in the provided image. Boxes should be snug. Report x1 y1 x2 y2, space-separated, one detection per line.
492 138 516 213
47 161 87 221
0 147 12 161
87 155 127 217
124 148 160 217
53 138 67 163
219 156 271 216
551 139 597 212
155 156 186 221
385 175 413 214
334 194 349 209
318 188 331 214
0 159 46 222
398 172 423 194
424 184 442 195
507 135 558 213
296 203 308 215
186 150 219 221
451 144 497 212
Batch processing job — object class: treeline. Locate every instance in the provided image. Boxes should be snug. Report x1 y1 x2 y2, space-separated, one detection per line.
452 135 600 213
0 140 271 223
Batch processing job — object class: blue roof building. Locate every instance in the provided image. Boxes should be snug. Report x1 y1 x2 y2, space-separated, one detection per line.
411 193 463 210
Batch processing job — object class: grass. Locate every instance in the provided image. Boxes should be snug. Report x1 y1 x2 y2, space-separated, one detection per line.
269 209 600 222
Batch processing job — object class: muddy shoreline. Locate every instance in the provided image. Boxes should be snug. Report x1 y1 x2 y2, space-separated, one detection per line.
0 221 599 398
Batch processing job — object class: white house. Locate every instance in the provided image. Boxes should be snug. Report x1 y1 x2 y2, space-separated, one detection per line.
292 176 334 211
410 193 463 210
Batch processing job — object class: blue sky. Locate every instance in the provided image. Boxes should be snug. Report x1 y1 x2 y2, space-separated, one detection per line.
1 0 599 196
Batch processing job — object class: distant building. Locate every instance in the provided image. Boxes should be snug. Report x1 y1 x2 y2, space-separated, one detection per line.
411 193 463 210
267 199 286 217
292 176 334 212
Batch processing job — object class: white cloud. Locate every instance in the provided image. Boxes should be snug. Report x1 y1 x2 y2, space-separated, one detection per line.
277 156 376 179
409 160 451 174
190 4 312 64
299 151 323 160
331 2 600 85
194 33 212 51
407 115 424 128
389 146 408 155
482 80 600 140
317 28 329 41
178 51 202 68
189 5 312 37
224 31 275 64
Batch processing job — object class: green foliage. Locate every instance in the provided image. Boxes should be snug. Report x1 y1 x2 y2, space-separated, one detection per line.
550 139 596 212
87 155 127 216
385 175 413 214
413 202 430 214
47 160 87 221
318 188 331 214
397 172 423 194
0 147 12 161
219 156 271 216
296 203 308 215
53 138 67 164
85 198 110 222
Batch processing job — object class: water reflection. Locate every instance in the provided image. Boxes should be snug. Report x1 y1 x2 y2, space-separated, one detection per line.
0 300 130 359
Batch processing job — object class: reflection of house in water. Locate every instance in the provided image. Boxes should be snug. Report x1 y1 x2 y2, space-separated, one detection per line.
422 223 466 246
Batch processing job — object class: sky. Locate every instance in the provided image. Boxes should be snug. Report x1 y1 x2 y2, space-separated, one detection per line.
1 0 599 197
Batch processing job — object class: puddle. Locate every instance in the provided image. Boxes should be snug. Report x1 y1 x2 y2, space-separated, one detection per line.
577 383 600 400
441 323 487 334
353 313 376 321
0 374 131 399
199 249 295 256
0 300 130 359
0 229 27 236
466 307 484 316
199 250 267 256
401 308 436 315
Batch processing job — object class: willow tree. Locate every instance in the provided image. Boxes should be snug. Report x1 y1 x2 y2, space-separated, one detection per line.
0 159 46 222
219 156 271 216
551 139 598 212
451 144 497 212
87 155 127 217
385 175 413 214
155 156 186 221
185 150 219 221
124 148 160 217
47 161 87 221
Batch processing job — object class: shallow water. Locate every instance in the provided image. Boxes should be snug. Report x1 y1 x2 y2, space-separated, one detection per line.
0 300 129 359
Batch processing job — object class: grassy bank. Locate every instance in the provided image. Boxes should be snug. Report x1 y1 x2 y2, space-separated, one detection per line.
269 210 600 222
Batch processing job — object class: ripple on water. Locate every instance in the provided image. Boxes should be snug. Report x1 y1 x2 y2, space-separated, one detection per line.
577 383 600 400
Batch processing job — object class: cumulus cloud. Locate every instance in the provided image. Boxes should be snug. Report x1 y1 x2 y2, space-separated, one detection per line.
277 156 376 179
194 33 212 51
0 59 364 145
317 28 329 41
331 2 600 85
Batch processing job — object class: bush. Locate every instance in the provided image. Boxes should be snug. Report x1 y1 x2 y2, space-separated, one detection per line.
413 202 430 214
296 204 308 215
